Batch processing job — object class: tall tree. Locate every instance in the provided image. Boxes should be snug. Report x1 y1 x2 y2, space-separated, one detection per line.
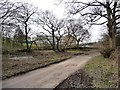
67 19 90 49
15 3 37 51
37 10 65 52
66 0 120 49
0 0 21 45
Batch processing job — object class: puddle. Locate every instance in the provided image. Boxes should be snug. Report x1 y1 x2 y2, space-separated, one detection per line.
9 56 33 60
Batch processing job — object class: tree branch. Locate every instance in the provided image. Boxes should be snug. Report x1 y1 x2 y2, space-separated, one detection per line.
91 20 107 25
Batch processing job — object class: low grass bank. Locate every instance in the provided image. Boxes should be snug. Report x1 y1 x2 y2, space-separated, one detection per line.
2 50 82 80
85 55 118 88
55 55 118 89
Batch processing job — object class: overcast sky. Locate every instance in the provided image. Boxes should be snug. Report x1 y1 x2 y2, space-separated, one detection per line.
10 0 106 42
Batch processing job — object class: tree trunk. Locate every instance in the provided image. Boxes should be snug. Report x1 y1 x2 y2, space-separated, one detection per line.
108 32 116 50
29 41 33 50
25 23 29 51
77 41 79 49
108 23 116 50
56 40 60 52
2 34 5 45
52 29 55 51
2 26 5 45
106 2 116 50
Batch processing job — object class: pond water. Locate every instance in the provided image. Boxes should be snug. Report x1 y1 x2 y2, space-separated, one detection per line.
9 56 33 60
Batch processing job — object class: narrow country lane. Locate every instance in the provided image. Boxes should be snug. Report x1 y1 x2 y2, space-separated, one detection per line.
2 52 99 88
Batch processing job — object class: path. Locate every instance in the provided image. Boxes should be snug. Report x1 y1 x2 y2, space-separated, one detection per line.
2 52 99 88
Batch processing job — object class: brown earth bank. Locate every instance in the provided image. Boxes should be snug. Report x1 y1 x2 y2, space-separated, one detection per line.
2 50 84 80
54 69 93 89
3 48 95 80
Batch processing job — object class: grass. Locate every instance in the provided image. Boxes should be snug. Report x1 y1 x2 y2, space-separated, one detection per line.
2 50 81 80
2 41 26 52
84 55 118 88
2 39 39 52
67 49 81 53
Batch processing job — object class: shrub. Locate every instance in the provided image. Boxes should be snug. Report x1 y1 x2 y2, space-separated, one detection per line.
99 34 114 58
109 48 119 61
2 49 9 54
99 48 114 58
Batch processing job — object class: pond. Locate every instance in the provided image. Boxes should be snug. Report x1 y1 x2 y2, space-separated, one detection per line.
9 56 33 60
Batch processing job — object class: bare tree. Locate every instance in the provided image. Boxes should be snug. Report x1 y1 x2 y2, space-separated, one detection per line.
0 0 21 45
14 3 37 51
66 0 120 49
66 19 90 49
0 1 38 51
0 0 16 22
54 20 67 51
37 10 65 52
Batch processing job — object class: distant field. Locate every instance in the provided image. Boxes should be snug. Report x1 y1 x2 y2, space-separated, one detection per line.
2 41 39 54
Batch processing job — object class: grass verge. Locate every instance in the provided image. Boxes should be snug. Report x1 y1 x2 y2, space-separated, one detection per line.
85 55 118 88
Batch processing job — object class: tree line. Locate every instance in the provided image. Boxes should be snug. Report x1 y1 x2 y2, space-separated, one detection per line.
1 0 119 54
0 0 90 52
